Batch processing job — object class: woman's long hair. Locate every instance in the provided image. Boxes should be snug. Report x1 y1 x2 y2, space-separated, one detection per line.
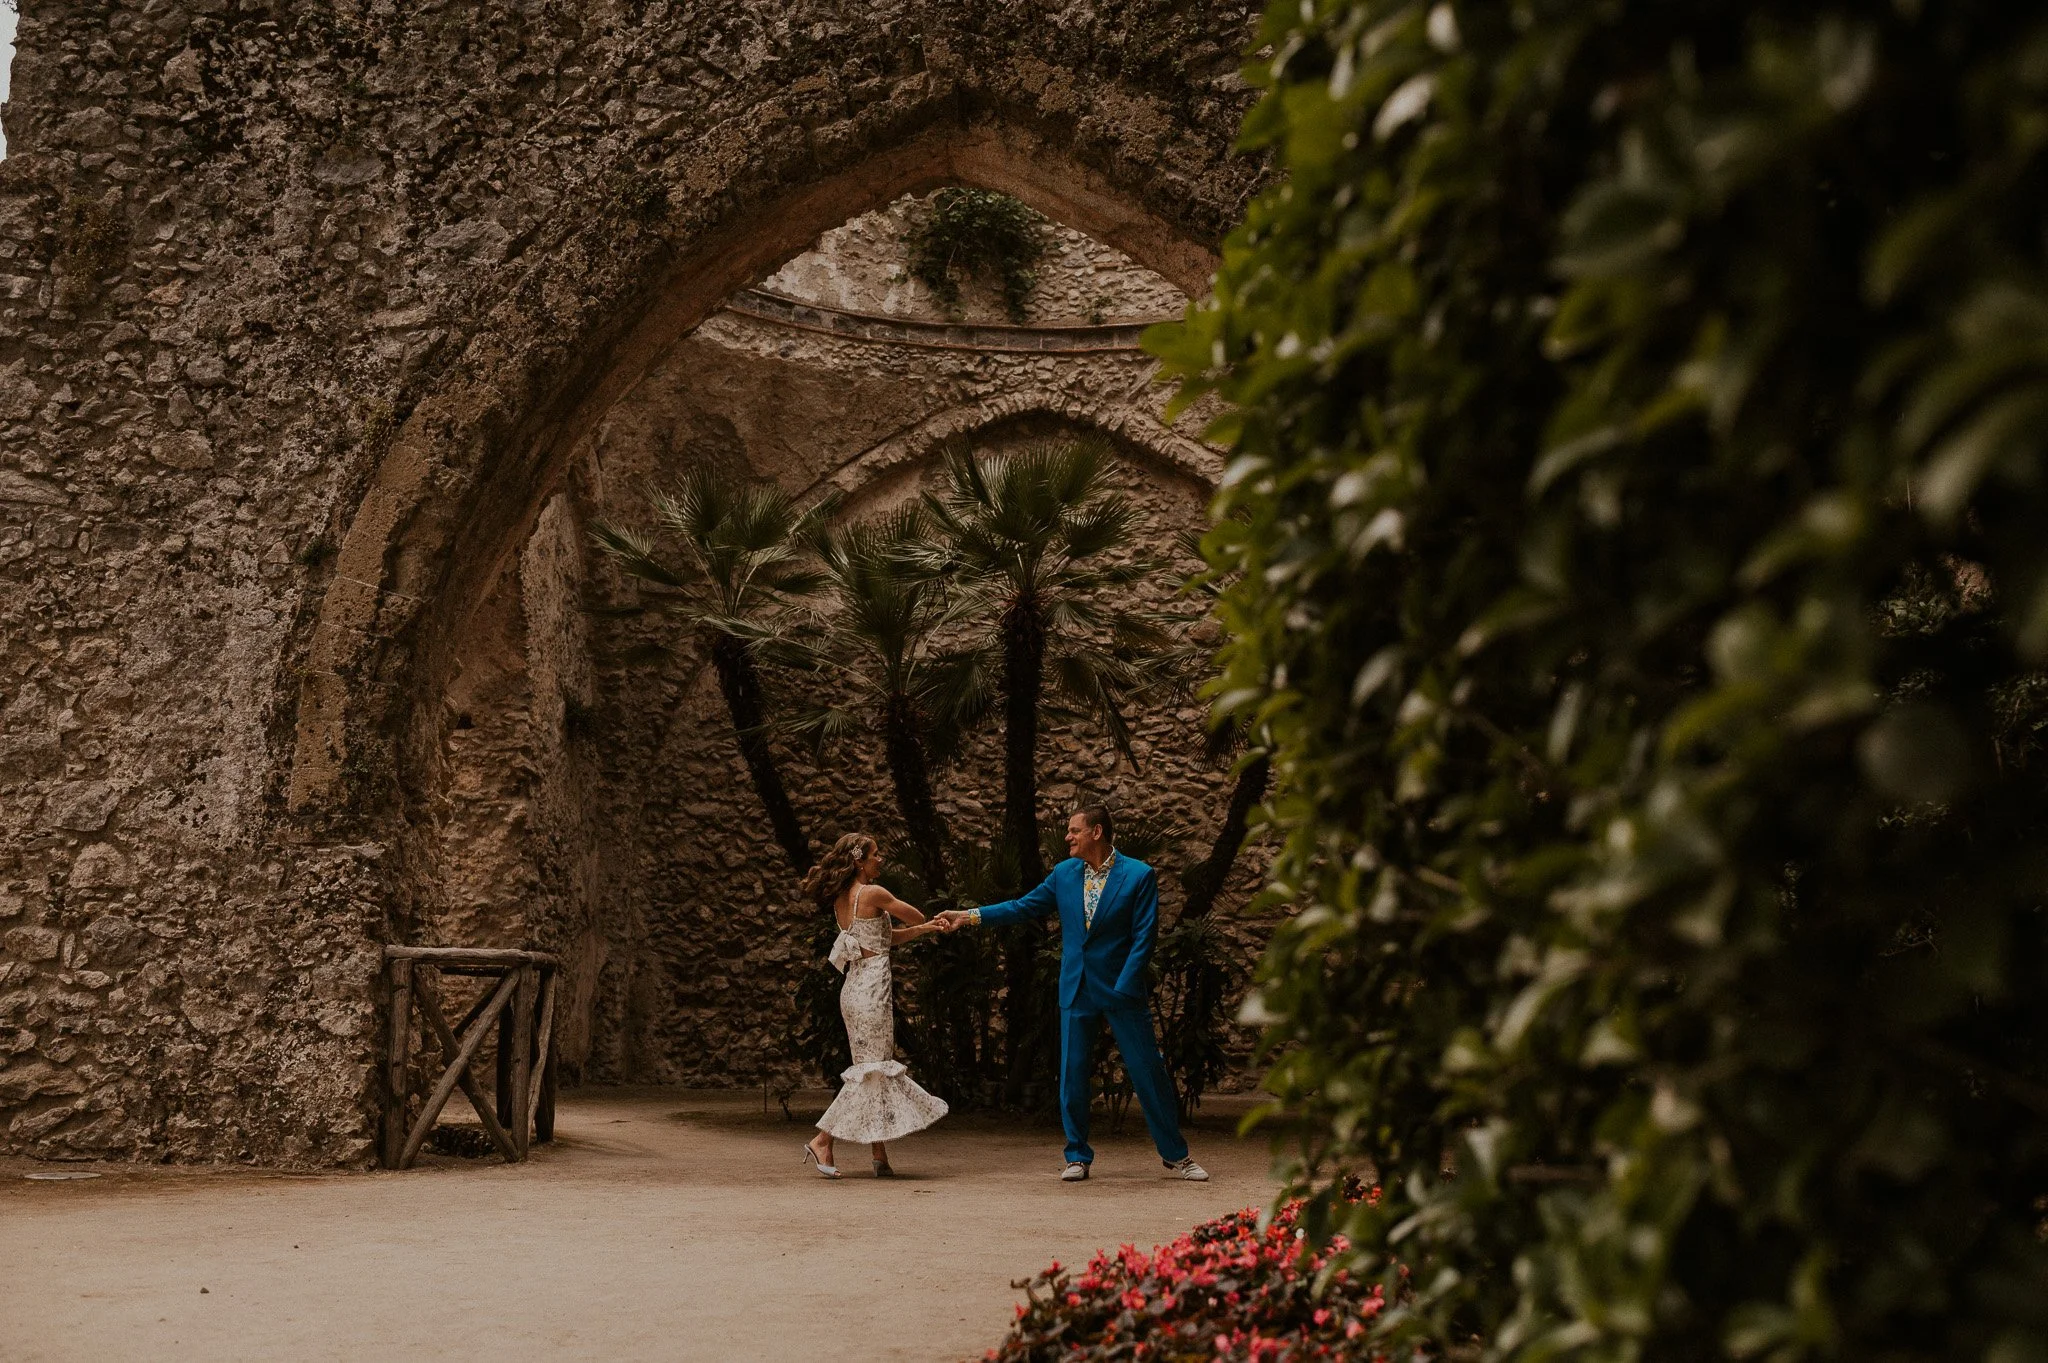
802 832 876 909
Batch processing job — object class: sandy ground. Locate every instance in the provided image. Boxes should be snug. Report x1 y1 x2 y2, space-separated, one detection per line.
0 1087 1278 1362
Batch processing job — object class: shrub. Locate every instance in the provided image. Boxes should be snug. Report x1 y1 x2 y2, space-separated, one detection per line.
1151 1 2048 1358
1148 913 1242 1122
986 1194 1394 1363
905 188 1047 322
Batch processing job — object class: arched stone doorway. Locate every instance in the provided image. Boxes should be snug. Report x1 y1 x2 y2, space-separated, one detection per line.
285 118 1241 824
397 177 1240 1089
0 0 1263 1162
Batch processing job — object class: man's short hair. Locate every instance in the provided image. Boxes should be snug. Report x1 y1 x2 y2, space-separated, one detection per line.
1074 803 1114 844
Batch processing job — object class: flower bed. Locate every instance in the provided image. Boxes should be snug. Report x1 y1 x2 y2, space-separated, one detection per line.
985 1195 1392 1362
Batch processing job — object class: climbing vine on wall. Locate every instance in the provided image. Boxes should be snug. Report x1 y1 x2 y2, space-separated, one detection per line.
904 189 1047 323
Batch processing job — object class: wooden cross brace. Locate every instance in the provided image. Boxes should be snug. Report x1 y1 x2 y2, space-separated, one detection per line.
380 946 560 1169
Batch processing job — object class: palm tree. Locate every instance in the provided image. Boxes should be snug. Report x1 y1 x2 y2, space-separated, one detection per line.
1178 744 1271 918
1168 529 1272 919
919 436 1174 890
785 504 978 892
589 468 828 875
920 435 1176 1107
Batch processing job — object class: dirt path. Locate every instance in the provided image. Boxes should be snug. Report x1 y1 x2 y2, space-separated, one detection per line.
0 1088 1277 1362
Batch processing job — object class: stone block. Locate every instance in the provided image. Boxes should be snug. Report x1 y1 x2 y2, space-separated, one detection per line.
162 49 205 96
80 916 143 967
56 108 122 149
0 469 65 506
0 1061 85 1105
8 1098 80 1140
2 927 62 962
41 780 121 832
149 429 214 470
68 845 132 890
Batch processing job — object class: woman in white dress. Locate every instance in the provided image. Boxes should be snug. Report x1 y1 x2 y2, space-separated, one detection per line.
799 833 950 1178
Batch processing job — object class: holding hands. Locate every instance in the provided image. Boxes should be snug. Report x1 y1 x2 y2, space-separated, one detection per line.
914 895 969 934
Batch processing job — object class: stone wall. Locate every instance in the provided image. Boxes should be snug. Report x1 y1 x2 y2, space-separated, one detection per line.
0 0 1262 1164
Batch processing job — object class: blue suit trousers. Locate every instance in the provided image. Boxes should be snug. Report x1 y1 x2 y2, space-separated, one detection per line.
1059 1000 1188 1166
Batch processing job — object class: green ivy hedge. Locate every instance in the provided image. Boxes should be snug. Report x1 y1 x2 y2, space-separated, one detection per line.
1151 2 2048 1358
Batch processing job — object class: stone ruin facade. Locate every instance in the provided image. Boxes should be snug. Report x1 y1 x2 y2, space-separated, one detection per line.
0 0 1265 1165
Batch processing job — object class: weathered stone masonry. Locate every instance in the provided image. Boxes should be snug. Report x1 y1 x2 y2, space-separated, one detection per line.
0 0 1260 1164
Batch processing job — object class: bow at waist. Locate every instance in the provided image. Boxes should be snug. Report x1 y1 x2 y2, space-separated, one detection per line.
827 930 884 973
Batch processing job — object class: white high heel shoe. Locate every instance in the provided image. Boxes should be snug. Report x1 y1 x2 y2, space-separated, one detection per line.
802 1141 840 1179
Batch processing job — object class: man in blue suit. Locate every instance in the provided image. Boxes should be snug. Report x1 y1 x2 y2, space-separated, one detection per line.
935 805 1209 1182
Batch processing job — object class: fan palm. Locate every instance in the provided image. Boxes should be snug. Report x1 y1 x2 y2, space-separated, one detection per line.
919 436 1178 1106
919 436 1176 890
589 468 829 875
1167 528 1272 920
785 504 980 892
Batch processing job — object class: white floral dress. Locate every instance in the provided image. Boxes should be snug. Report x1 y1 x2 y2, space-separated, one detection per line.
816 887 949 1144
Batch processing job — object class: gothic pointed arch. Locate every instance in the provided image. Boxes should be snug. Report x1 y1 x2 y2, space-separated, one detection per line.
289 112 1243 819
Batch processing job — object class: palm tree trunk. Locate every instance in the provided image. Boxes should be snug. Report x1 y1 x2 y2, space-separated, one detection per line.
1001 597 1048 889
709 632 812 874
882 690 949 892
1181 751 1271 919
998 596 1049 1107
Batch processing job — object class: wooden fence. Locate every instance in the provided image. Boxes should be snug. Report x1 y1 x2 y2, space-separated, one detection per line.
380 946 559 1169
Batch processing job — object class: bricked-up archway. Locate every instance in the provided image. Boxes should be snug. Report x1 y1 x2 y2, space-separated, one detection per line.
0 2 1259 1163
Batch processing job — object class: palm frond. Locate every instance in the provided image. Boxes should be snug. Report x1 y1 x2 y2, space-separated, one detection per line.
1048 647 1145 769
918 646 998 762
1059 495 1135 561
1048 559 1152 593
776 702 867 762
588 521 697 592
1108 610 1186 655
1043 436 1109 506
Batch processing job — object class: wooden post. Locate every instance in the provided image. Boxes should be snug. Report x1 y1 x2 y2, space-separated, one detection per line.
495 970 515 1133
529 969 558 1144
509 965 538 1159
536 1046 558 1145
383 957 413 1169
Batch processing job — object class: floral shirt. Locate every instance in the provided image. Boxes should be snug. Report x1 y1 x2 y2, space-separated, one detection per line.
1083 850 1117 930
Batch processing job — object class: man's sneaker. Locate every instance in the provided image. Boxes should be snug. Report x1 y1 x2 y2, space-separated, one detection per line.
1062 1161 1091 1182
1165 1156 1209 1181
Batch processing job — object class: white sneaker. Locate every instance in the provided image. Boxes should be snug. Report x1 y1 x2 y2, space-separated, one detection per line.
1062 1161 1090 1182
1165 1156 1209 1181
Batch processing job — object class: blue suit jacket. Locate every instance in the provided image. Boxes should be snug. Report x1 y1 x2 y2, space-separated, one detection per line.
977 854 1160 1012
